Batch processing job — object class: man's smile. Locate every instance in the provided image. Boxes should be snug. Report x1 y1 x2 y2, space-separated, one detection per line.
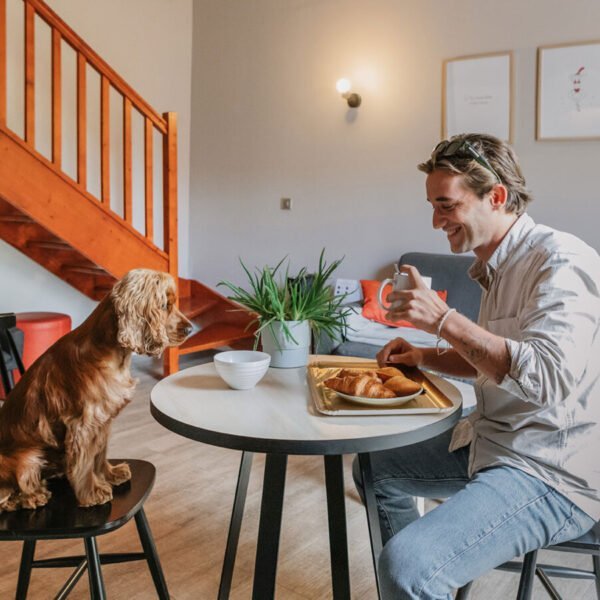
444 226 461 238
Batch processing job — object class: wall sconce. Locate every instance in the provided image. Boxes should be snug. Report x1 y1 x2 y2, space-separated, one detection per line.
336 78 361 108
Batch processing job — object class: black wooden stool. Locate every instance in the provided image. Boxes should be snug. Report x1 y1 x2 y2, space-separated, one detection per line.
456 521 600 599
0 312 25 396
0 459 169 599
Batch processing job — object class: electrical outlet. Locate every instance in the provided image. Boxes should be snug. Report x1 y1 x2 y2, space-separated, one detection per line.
334 278 363 304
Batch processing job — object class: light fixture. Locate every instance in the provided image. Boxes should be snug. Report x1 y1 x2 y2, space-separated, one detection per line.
336 78 361 108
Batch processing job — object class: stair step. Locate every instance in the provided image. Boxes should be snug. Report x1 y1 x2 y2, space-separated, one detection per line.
27 240 74 251
62 264 110 276
93 285 114 299
178 323 254 355
179 295 220 319
0 214 34 223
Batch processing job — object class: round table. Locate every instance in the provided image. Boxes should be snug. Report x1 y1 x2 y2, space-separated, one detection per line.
151 358 464 600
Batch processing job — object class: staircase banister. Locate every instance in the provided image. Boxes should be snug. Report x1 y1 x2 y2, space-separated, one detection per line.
0 126 169 263
25 0 167 134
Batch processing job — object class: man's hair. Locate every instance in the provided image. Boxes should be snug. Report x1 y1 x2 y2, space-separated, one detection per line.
418 133 532 215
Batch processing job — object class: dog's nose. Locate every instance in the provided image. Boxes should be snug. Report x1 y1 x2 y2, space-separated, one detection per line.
182 322 193 337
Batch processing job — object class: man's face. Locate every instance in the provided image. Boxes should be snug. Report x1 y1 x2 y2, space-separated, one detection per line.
426 169 497 257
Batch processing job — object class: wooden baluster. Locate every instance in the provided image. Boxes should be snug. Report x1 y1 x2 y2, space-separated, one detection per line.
163 111 178 375
0 0 6 126
77 52 86 188
51 28 61 167
24 1 35 145
100 75 109 205
144 117 153 241
123 97 132 224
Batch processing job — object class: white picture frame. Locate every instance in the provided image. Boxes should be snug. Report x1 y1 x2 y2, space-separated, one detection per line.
443 52 513 142
537 40 600 140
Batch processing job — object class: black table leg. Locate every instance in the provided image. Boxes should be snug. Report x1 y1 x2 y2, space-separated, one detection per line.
252 453 287 600
218 451 254 600
324 455 351 600
358 452 383 600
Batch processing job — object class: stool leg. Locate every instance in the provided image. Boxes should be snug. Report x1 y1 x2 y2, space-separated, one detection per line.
134 508 170 599
84 537 106 600
593 554 600 599
15 540 36 600
455 581 473 599
516 551 538 600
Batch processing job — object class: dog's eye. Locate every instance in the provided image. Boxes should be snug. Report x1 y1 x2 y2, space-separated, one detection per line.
162 303 169 310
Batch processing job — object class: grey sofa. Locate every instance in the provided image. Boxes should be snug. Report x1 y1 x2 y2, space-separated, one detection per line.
333 252 482 359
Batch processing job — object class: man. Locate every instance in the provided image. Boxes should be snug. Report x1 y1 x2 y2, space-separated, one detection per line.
355 133 600 599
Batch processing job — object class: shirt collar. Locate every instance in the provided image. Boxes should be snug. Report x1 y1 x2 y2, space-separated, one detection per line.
469 213 535 288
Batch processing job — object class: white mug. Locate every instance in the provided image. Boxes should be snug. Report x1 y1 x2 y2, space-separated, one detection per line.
377 272 432 311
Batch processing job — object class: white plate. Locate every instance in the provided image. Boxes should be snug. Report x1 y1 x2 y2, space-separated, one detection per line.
336 387 423 407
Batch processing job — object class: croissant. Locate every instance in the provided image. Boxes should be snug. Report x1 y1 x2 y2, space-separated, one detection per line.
376 367 405 382
325 375 396 398
337 368 380 381
383 375 422 396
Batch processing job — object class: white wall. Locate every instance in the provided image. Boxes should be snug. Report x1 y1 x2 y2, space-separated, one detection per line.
189 0 600 289
0 0 193 326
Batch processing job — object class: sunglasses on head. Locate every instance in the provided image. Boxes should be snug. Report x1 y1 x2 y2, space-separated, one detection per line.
433 139 502 184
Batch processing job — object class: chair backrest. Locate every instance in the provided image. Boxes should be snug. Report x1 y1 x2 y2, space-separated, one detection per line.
398 252 482 323
0 312 25 394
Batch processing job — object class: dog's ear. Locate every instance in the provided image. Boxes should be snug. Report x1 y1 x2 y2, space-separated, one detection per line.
111 270 171 356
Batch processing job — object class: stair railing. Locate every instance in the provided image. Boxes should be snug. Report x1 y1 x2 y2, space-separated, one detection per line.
0 0 177 281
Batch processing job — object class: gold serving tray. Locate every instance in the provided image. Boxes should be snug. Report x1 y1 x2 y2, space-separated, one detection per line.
308 360 455 416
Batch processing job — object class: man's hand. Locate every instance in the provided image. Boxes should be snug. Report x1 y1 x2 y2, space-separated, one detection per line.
377 337 424 368
386 265 449 334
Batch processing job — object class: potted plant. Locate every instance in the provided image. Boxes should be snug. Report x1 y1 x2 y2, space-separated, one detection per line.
218 250 351 367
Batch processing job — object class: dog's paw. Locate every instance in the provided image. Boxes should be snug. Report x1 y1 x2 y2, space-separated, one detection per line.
19 488 52 510
78 483 113 507
106 462 131 486
0 491 22 512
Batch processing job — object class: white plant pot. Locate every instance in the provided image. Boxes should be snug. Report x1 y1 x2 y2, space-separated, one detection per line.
260 320 311 368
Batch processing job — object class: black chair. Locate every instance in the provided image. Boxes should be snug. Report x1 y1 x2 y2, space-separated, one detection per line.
0 312 25 395
457 521 600 599
0 459 169 600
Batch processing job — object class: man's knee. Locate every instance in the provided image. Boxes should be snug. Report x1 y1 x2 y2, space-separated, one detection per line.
379 531 431 599
379 526 459 600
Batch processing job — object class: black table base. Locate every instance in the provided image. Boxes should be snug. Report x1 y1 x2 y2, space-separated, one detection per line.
217 451 383 600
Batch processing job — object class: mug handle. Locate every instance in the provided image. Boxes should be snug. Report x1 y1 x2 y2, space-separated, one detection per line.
377 278 394 311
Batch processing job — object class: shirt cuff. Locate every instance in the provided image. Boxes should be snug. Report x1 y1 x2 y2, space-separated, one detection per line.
497 338 531 401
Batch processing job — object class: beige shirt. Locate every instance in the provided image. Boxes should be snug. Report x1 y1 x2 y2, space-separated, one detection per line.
452 213 600 519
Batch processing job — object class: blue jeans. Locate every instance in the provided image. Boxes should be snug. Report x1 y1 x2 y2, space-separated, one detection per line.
352 427 596 600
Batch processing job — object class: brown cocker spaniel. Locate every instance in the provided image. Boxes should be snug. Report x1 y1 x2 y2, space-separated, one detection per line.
0 269 192 512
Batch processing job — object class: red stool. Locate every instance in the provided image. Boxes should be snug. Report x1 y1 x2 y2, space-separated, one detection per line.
16 312 72 370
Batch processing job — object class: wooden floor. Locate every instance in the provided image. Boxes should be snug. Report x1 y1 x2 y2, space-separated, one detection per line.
0 353 597 599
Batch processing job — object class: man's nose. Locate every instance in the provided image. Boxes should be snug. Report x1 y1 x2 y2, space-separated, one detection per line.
432 209 445 230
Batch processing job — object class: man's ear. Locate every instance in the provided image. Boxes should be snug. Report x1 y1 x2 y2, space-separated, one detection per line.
489 184 508 210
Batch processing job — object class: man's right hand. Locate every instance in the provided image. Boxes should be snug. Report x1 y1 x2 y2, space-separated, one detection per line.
377 337 424 368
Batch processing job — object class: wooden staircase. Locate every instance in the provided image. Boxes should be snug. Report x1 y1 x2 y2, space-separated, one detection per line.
0 0 255 375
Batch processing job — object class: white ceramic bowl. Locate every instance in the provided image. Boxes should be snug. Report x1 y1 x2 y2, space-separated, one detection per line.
213 350 271 390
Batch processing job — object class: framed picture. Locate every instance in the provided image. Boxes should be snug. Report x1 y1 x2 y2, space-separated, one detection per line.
443 51 513 142
537 40 600 140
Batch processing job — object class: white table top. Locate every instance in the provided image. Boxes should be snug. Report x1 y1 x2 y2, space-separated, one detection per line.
150 360 464 455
